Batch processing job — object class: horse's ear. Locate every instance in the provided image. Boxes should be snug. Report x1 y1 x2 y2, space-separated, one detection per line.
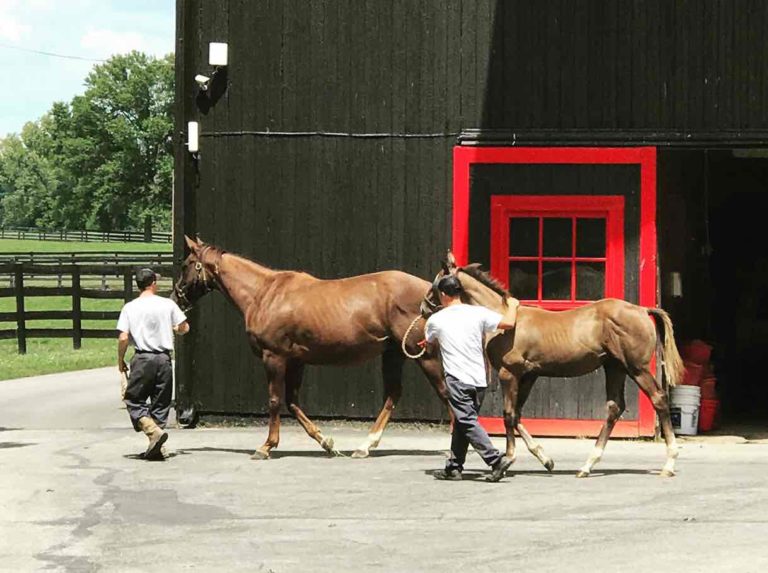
184 235 199 253
445 250 457 272
195 235 206 246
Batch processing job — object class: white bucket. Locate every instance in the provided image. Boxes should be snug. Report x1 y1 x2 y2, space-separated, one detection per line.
670 386 701 436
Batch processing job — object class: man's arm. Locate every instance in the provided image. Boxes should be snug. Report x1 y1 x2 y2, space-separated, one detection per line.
174 320 190 335
117 331 130 372
496 297 520 331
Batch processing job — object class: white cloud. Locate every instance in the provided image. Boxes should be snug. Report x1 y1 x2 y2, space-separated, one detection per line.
80 28 170 59
25 0 56 10
0 0 30 41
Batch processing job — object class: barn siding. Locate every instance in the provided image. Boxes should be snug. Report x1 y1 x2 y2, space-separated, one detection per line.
175 0 768 419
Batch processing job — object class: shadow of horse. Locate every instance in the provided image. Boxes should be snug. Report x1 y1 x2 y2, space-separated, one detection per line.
421 467 655 481
175 446 447 459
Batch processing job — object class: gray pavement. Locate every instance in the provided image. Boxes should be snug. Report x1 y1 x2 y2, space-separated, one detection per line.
1 368 768 572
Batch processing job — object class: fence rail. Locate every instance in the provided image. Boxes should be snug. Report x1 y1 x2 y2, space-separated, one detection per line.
0 261 174 353
0 251 174 264
0 227 172 243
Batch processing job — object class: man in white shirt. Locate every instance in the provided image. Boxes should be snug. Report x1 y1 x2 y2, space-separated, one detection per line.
117 268 189 460
423 275 519 482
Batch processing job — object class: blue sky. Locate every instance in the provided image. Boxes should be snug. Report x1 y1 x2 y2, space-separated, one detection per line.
0 0 175 137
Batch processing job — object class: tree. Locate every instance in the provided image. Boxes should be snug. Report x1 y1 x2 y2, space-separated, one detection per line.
0 51 174 231
0 123 60 229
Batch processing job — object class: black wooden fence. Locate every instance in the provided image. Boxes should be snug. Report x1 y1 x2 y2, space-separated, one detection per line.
0 227 172 243
0 251 173 266
0 260 174 354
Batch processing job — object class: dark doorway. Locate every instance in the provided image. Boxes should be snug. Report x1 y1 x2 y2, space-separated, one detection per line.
708 151 768 422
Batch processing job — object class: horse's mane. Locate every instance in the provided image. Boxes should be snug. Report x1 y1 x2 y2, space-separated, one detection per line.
458 263 511 299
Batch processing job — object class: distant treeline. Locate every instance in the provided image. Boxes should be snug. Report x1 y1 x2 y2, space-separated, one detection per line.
0 52 173 233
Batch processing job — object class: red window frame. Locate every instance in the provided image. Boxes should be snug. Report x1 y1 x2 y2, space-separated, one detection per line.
452 146 657 438
490 195 625 310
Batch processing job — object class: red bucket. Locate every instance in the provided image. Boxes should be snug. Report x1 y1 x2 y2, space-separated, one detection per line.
681 340 713 365
700 376 718 400
682 361 704 386
698 399 720 432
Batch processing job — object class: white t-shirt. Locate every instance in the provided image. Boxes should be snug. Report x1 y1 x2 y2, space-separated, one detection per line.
116 294 187 352
425 304 503 388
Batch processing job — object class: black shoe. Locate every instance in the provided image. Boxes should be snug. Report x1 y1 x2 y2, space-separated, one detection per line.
486 455 514 482
433 468 462 481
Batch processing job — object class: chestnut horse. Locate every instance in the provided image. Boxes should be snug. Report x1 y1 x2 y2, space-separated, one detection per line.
422 253 684 477
172 237 450 459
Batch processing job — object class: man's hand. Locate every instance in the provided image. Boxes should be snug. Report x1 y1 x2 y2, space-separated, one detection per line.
498 297 520 331
117 331 130 373
174 320 190 335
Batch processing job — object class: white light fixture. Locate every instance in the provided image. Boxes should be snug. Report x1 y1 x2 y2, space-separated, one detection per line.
187 121 199 153
209 42 228 67
669 272 683 298
194 74 211 91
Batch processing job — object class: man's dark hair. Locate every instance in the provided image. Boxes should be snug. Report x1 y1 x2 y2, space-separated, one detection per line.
135 268 157 290
437 275 463 297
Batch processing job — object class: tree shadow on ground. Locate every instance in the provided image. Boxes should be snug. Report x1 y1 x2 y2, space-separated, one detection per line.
0 442 34 449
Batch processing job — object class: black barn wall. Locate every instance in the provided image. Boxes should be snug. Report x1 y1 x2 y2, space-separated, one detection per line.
175 0 768 419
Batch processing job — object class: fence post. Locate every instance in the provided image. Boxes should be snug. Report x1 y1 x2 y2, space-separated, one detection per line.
14 262 26 354
72 266 82 350
124 269 133 303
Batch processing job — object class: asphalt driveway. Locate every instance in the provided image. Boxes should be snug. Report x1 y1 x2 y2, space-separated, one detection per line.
1 367 767 572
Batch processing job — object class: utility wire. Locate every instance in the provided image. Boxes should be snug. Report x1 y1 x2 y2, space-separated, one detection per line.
200 130 461 139
0 41 105 63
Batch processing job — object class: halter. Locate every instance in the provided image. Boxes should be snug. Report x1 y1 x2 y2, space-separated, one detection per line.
424 271 444 312
173 246 222 310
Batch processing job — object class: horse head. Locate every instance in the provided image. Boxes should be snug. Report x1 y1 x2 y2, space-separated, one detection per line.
419 250 460 318
171 235 223 311
420 249 512 317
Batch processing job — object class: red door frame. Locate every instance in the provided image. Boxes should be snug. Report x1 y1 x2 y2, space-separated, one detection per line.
453 146 657 438
490 195 625 308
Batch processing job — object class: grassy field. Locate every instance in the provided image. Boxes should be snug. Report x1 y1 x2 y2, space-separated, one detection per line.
1 238 173 381
0 238 172 253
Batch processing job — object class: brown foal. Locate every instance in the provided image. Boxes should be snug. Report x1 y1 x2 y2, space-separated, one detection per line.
422 253 685 477
172 236 451 459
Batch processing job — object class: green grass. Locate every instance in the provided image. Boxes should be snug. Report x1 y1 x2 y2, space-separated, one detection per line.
0 338 117 380
0 238 173 380
0 294 125 381
0 238 172 253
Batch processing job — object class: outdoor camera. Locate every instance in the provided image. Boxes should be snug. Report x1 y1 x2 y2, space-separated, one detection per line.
194 74 211 91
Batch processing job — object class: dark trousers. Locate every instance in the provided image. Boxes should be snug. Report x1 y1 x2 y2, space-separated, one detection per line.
445 374 502 471
124 352 173 432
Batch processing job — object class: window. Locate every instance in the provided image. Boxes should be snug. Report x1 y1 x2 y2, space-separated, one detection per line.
491 196 624 309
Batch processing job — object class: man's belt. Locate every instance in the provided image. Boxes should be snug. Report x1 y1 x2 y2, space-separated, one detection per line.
134 349 171 356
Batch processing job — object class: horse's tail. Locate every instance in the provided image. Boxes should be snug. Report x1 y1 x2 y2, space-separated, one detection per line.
647 308 684 387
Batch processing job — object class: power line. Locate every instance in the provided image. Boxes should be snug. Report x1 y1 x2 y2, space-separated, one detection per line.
0 41 105 63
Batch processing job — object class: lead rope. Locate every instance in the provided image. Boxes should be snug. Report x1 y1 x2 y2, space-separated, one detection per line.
402 315 428 359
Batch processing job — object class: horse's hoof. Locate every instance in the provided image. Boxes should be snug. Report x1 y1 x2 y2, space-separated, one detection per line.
351 449 370 459
544 459 555 472
330 449 346 458
575 470 590 478
660 469 676 478
250 450 270 460
320 436 335 452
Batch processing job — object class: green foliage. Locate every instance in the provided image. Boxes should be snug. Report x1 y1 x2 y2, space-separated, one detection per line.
0 51 174 232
